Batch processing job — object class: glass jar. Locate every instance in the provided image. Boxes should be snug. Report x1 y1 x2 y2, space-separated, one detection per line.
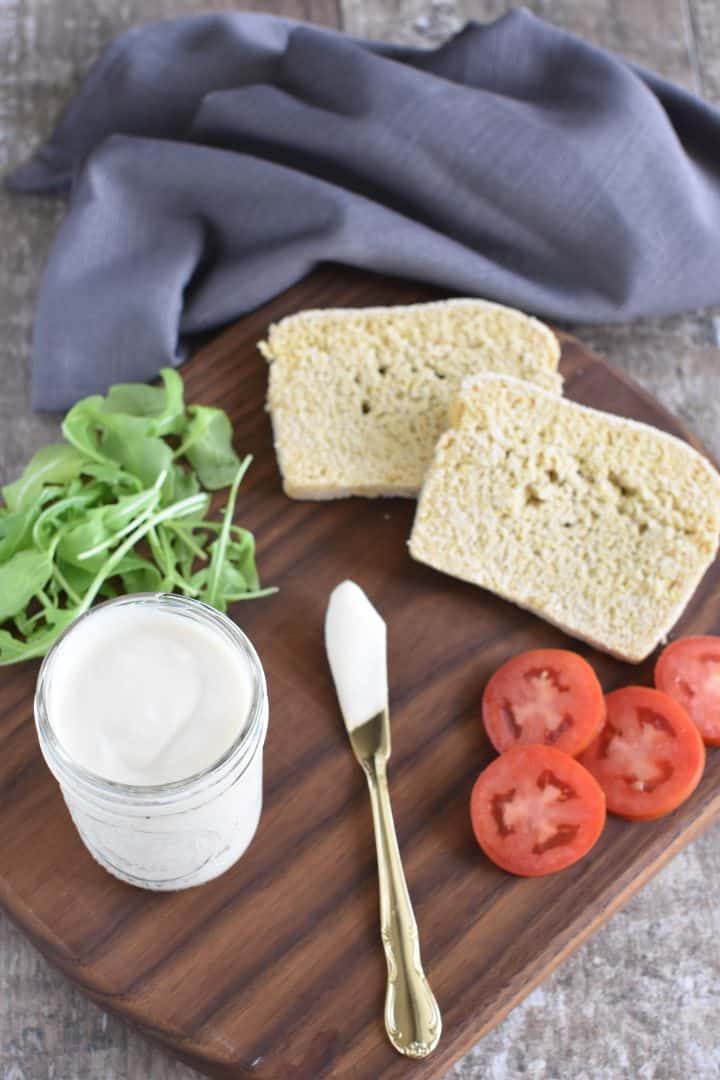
34 594 268 891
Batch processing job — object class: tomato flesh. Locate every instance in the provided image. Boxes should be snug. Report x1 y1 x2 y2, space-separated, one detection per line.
578 686 705 820
655 636 720 745
482 648 605 757
470 745 606 876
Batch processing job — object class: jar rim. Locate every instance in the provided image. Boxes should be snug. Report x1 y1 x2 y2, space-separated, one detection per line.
34 593 268 807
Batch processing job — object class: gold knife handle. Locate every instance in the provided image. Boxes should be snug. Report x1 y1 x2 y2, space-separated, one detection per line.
364 755 442 1059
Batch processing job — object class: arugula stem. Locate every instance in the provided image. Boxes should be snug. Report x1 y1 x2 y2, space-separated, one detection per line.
32 492 97 550
166 522 208 561
146 526 168 586
36 589 52 611
76 468 168 561
148 524 184 593
79 492 208 614
52 563 82 606
204 456 252 609
77 512 149 562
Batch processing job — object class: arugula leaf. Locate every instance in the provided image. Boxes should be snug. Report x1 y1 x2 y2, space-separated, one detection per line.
14 606 52 639
0 625 46 664
57 518 112 571
0 369 273 664
81 461 136 491
162 464 200 505
57 485 163 568
100 427 173 487
113 553 163 594
53 560 94 604
103 368 186 436
225 531 260 591
0 549 54 621
2 444 90 511
179 406 241 490
32 490 105 552
192 529 269 608
61 396 108 462
77 491 209 614
0 504 43 562
0 608 81 665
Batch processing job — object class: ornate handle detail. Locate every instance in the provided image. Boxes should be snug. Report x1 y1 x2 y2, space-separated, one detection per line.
365 759 442 1059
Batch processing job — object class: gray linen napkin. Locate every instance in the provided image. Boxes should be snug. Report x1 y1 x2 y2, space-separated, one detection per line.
7 8 720 409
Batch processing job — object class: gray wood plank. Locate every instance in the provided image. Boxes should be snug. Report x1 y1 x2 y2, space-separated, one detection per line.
1 910 198 1080
689 0 720 104
342 0 699 86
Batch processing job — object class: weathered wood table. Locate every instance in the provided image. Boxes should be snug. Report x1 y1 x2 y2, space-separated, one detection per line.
2 2 720 1078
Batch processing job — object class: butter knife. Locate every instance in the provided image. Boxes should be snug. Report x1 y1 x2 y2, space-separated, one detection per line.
325 580 441 1059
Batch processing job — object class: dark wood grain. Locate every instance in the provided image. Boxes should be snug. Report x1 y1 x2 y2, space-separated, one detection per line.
1 268 719 1080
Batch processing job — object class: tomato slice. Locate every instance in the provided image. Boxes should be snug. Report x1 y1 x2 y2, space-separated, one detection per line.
655 636 720 745
470 745 606 876
578 687 705 820
482 648 605 758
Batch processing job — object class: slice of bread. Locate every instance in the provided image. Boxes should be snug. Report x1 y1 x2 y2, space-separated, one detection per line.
260 300 561 499
409 374 720 662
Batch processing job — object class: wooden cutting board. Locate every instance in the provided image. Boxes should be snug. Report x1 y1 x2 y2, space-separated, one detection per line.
1 268 719 1080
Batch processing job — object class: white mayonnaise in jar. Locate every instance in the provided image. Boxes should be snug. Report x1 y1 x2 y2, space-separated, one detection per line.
34 593 268 891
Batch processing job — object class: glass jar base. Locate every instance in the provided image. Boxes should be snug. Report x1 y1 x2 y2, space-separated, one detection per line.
71 797 263 891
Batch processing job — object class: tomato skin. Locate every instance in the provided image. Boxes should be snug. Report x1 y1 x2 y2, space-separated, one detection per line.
470 745 606 877
482 648 605 758
655 636 720 746
579 687 705 821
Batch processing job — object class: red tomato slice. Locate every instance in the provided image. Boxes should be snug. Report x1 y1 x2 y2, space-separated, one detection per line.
578 687 705 820
655 636 720 745
470 745 606 876
482 648 605 758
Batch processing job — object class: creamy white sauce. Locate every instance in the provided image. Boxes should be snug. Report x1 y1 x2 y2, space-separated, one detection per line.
325 580 388 731
47 603 253 785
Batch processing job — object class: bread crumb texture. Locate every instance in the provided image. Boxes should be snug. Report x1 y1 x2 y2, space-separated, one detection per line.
261 300 561 499
410 375 720 662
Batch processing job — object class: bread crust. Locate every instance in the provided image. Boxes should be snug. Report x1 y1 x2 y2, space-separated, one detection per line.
410 374 720 662
261 300 562 500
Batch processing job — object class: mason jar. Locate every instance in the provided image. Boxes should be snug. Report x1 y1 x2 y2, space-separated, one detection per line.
34 594 268 891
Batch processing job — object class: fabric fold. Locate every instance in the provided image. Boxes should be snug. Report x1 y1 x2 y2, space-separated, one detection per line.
7 8 720 409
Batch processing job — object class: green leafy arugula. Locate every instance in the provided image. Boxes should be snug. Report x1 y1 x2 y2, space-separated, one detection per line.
0 368 275 665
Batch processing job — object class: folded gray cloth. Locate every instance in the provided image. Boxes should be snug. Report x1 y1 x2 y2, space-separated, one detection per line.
8 8 720 409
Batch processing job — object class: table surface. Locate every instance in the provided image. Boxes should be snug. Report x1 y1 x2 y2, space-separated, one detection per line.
2 2 720 1078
